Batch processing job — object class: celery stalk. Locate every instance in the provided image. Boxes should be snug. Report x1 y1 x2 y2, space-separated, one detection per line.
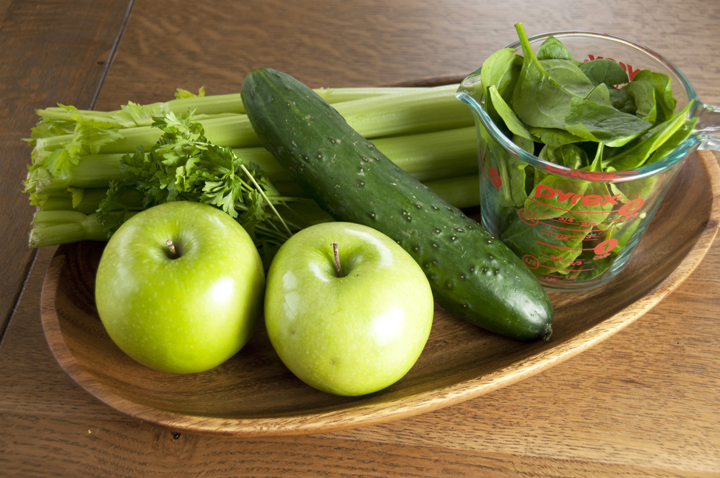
29 211 108 247
333 84 473 138
36 87 437 124
424 175 481 209
32 85 470 164
39 188 142 214
29 174 481 248
34 127 479 194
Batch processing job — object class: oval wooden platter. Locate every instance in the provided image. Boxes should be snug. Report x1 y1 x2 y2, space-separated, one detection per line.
41 141 719 437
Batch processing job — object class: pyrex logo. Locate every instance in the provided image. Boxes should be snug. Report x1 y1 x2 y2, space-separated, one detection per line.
535 184 645 216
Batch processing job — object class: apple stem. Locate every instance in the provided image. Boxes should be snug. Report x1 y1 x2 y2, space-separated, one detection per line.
166 239 177 258
332 241 344 278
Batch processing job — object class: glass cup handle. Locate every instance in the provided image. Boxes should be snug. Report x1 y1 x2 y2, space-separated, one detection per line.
695 103 720 151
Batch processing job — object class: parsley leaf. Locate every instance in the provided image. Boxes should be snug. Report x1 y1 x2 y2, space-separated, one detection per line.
97 111 299 249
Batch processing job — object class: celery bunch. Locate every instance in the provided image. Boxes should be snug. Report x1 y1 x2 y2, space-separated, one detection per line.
25 85 481 255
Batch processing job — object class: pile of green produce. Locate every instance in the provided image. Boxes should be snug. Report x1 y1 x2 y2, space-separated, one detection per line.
468 23 697 281
24 85 482 267
242 68 553 342
90 67 554 397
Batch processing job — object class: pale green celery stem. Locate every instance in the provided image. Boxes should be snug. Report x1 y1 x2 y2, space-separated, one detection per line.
332 84 472 138
171 87 439 116
37 87 436 121
253 174 481 228
275 174 481 208
34 85 471 158
31 174 481 248
30 211 107 247
36 127 479 193
239 126 478 182
39 188 142 214
424 175 481 209
37 154 127 193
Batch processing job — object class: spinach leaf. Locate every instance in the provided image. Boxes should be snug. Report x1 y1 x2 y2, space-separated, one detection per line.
513 133 536 154
608 87 636 114
499 138 532 207
488 85 533 140
512 24 585 129
579 59 629 86
522 170 591 221
646 117 697 165
631 70 676 123
481 48 524 128
602 101 693 170
501 217 589 278
568 145 613 224
529 126 586 146
537 36 576 61
540 59 597 97
622 79 657 123
585 83 613 107
564 96 653 146
540 143 589 169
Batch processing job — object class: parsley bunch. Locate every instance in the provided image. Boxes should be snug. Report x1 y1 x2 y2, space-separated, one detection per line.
97 112 299 252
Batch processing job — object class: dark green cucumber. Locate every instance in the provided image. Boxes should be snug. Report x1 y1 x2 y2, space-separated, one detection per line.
242 68 553 341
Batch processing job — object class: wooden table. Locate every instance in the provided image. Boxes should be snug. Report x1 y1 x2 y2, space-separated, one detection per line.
1 1 719 476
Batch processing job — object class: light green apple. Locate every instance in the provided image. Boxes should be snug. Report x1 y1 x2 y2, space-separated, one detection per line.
264 222 434 396
95 201 265 374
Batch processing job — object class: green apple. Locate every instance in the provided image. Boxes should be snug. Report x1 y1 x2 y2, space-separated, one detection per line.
264 222 434 396
95 201 265 374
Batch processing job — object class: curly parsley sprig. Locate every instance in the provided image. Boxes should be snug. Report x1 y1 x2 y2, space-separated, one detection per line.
97 111 302 249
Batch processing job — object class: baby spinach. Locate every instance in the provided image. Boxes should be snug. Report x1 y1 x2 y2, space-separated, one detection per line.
536 36 576 61
541 59 597 97
512 25 581 129
646 117 698 165
529 126 585 146
564 96 653 146
501 216 590 277
585 84 613 107
539 143 588 169
603 102 693 170
488 85 533 141
631 70 676 123
608 87 636 114
579 59 629 87
481 48 524 128
622 80 657 122
474 24 699 283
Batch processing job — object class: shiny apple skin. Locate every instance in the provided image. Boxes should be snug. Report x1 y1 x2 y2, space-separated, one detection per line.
95 201 265 374
264 222 434 396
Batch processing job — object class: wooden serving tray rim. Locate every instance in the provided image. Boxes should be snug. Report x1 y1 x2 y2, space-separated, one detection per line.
39 77 720 436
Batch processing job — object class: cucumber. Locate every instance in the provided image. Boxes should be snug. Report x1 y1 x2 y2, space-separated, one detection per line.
242 68 553 341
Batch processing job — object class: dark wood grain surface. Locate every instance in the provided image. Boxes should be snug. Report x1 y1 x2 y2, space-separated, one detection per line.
1 0 719 476
0 0 132 338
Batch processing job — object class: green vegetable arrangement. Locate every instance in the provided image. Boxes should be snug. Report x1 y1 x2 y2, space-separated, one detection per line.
24 85 482 264
467 23 697 283
242 68 553 341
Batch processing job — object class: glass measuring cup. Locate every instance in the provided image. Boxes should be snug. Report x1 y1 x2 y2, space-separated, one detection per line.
456 31 720 291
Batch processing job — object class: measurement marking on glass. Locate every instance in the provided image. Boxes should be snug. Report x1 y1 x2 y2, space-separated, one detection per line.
541 265 595 272
537 221 594 232
541 254 586 265
536 239 618 254
545 216 600 225
527 197 617 215
536 241 590 251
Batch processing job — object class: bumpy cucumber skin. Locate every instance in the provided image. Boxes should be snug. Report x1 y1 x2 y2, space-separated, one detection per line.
242 68 553 341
